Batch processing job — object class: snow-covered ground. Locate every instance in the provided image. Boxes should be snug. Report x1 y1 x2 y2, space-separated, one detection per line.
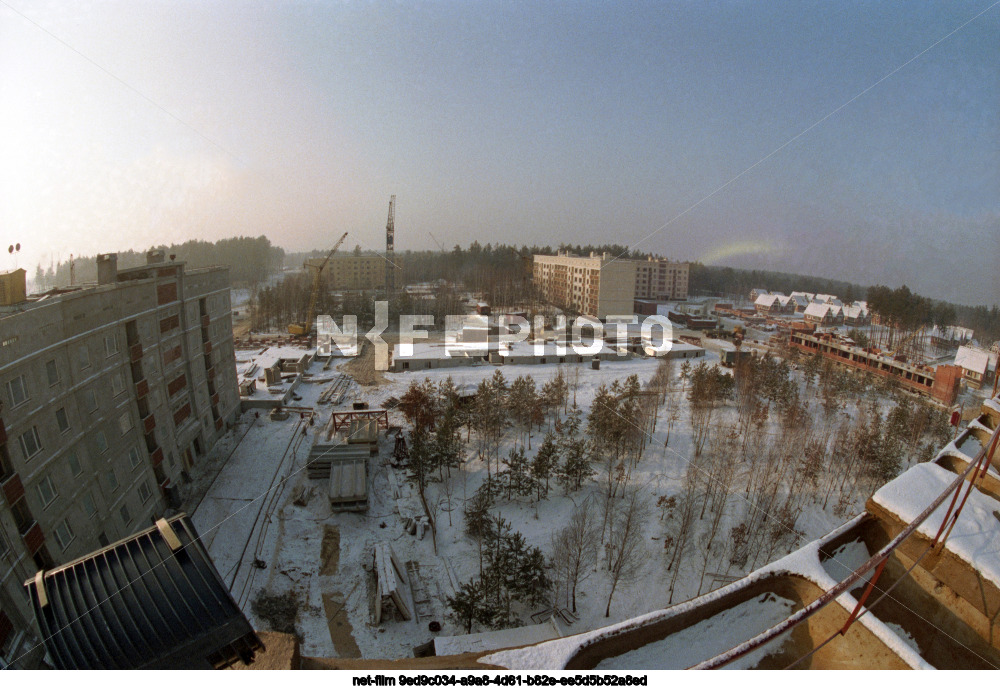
189 342 946 664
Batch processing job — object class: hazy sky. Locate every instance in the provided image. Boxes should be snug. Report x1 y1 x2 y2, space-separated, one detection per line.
1 1 997 304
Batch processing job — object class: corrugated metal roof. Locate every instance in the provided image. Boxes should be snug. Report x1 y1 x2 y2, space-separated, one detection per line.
24 514 262 669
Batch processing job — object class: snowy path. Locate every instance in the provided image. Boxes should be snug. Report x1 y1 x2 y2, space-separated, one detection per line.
192 412 304 598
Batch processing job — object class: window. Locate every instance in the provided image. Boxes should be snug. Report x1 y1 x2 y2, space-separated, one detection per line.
66 450 83 477
138 481 152 504
46 359 60 386
118 412 133 436
53 519 75 551
119 503 131 527
55 407 70 433
82 491 97 517
111 372 125 396
106 468 118 491
128 446 142 469
95 430 108 454
104 333 119 357
7 374 28 408
85 389 99 413
36 476 57 507
18 427 42 460
79 344 91 369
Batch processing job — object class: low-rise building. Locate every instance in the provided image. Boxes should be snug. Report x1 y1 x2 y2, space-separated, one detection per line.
955 346 998 389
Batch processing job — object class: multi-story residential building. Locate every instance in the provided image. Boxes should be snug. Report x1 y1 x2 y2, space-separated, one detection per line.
532 252 637 319
632 256 689 301
0 251 239 667
325 254 401 291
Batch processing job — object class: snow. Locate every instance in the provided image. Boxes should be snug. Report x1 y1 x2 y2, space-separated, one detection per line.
592 593 797 670
434 619 563 656
872 462 1000 589
820 539 872 583
884 622 921 655
955 346 997 376
484 513 931 670
191 327 978 669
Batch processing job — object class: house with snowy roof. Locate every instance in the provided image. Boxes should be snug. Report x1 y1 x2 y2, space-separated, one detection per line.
754 293 793 315
955 345 998 389
803 301 843 325
842 303 869 326
749 288 770 302
788 294 811 312
930 325 975 346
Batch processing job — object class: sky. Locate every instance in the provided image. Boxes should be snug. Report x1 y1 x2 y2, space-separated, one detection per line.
0 1 997 305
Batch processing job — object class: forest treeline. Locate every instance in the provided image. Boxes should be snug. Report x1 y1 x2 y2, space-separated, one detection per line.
33 236 283 290
36 238 998 342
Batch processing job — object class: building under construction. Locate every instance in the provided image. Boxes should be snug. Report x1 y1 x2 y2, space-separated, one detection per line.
789 331 963 405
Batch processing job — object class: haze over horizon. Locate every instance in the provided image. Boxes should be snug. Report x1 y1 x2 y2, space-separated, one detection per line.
1 1 997 306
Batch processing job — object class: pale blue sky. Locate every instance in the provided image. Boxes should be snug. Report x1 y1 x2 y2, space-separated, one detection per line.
1 1 997 304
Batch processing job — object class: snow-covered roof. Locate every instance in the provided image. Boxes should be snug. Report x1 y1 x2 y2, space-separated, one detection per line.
955 346 997 375
789 291 815 300
803 302 832 319
754 294 781 307
842 304 866 319
813 294 837 303
789 294 810 307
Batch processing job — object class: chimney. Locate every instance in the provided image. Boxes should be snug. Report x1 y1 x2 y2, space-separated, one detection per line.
97 253 118 285
146 249 166 265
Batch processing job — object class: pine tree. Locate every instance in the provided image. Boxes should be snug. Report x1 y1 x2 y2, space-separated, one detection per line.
530 433 560 501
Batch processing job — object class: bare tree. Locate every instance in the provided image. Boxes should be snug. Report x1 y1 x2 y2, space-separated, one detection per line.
604 488 649 617
550 497 601 613
666 459 701 604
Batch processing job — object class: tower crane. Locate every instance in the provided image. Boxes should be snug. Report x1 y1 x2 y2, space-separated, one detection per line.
288 231 348 337
385 195 396 295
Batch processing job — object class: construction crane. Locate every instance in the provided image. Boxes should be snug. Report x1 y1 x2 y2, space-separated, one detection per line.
288 231 348 337
884 326 926 361
385 195 396 295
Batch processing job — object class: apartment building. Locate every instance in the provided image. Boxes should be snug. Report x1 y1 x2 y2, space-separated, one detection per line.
0 251 239 667
325 254 401 291
532 252 637 319
632 256 689 301
533 252 688 318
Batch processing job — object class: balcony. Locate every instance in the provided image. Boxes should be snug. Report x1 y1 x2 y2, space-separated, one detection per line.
22 522 44 555
215 418 223 431
151 447 164 466
136 379 150 398
206 367 215 381
203 341 213 354
129 343 143 363
143 414 156 434
211 392 220 406
0 418 6 445
201 314 210 328
2 473 25 505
